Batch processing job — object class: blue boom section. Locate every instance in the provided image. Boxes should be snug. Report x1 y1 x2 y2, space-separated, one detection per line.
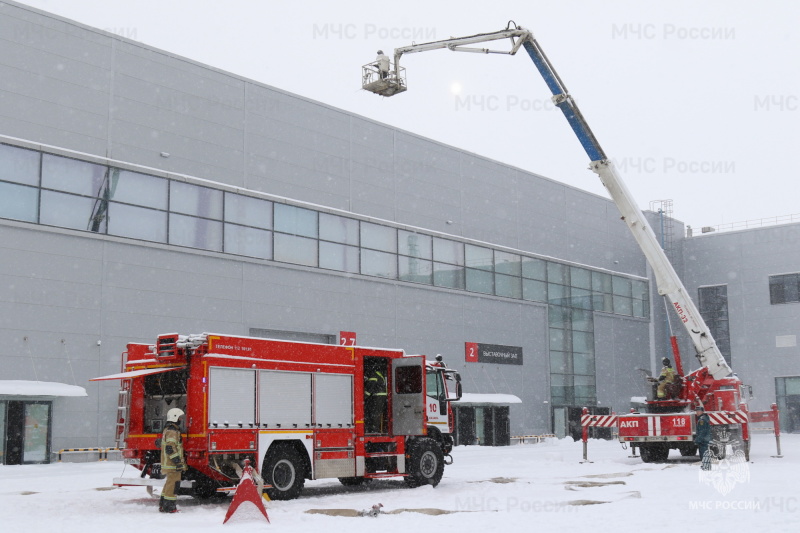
521 39 606 163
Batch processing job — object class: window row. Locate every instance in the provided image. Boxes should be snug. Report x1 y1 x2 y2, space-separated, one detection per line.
0 143 648 315
769 273 800 305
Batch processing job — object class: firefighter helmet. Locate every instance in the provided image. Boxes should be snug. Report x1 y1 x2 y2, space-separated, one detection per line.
662 357 671 367
167 408 185 423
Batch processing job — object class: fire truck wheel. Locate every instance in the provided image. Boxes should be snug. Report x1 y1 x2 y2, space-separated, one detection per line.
640 444 669 463
263 447 306 500
678 443 698 456
405 438 444 488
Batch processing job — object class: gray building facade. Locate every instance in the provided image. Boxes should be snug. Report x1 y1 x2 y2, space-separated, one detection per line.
0 2 795 462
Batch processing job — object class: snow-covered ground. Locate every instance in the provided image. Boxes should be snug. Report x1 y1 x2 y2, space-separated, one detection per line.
0 433 796 532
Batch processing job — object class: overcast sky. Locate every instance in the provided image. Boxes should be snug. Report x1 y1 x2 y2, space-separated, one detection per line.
16 0 800 231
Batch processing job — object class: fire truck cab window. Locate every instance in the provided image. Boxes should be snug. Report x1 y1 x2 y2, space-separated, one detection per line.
426 370 443 401
395 366 422 394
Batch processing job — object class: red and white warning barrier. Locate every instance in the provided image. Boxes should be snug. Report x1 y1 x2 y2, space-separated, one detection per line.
223 459 270 525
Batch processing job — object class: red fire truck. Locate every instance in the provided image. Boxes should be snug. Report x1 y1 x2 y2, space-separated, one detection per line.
92 333 462 500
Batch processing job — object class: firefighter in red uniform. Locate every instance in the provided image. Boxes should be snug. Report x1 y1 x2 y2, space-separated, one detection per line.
159 408 186 513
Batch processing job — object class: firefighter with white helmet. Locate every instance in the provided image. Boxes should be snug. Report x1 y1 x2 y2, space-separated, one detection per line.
159 407 186 513
375 50 390 79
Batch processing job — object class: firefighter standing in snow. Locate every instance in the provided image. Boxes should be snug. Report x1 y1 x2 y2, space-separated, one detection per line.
160 408 186 513
364 363 388 433
695 405 713 470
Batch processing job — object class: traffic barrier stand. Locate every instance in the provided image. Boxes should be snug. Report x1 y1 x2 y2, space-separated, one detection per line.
579 407 619 463
223 459 270 524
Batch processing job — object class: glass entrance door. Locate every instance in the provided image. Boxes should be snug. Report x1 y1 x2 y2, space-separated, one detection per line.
1 401 51 465
23 403 51 463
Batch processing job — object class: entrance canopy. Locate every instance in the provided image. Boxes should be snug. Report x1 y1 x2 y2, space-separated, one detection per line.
457 393 522 406
0 380 87 397
90 367 185 381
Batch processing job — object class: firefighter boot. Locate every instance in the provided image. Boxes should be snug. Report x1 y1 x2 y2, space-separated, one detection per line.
158 495 165 512
161 497 179 513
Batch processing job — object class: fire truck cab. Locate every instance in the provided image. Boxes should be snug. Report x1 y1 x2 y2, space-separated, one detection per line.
94 333 461 500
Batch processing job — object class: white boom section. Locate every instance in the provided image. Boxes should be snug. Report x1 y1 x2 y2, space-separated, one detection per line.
377 23 734 380
590 160 732 379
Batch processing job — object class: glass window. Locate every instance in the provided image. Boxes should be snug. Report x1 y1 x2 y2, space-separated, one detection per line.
612 276 632 297
395 366 422 394
111 169 168 209
550 350 570 373
548 283 569 305
40 190 105 232
613 295 633 316
631 279 648 301
399 256 433 285
573 353 595 376
170 181 223 219
632 298 646 318
592 271 612 294
42 154 108 197
769 274 800 305
547 262 568 285
320 241 359 273
495 251 521 276
224 193 272 229
224 224 272 259
361 222 396 252
466 268 493 294
23 403 50 464
320 213 358 245
522 257 547 280
274 203 318 238
571 308 593 332
549 329 567 351
361 249 397 278
592 293 613 313
699 285 731 364
169 213 222 251
572 331 594 354
433 262 464 289
570 267 591 289
274 233 317 266
570 287 593 310
398 230 432 259
523 278 547 302
465 244 493 271
108 203 167 242
0 144 40 186
0 182 38 223
495 273 522 298
433 237 464 265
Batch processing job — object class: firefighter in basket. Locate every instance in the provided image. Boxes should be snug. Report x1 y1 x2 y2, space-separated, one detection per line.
648 357 678 399
159 408 187 513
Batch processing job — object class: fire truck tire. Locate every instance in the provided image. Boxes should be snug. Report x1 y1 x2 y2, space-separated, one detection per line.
640 444 669 463
263 446 306 500
678 443 698 456
405 438 444 488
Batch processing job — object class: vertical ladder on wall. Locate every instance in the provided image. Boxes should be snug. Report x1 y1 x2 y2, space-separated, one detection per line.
115 381 130 449
649 200 675 263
